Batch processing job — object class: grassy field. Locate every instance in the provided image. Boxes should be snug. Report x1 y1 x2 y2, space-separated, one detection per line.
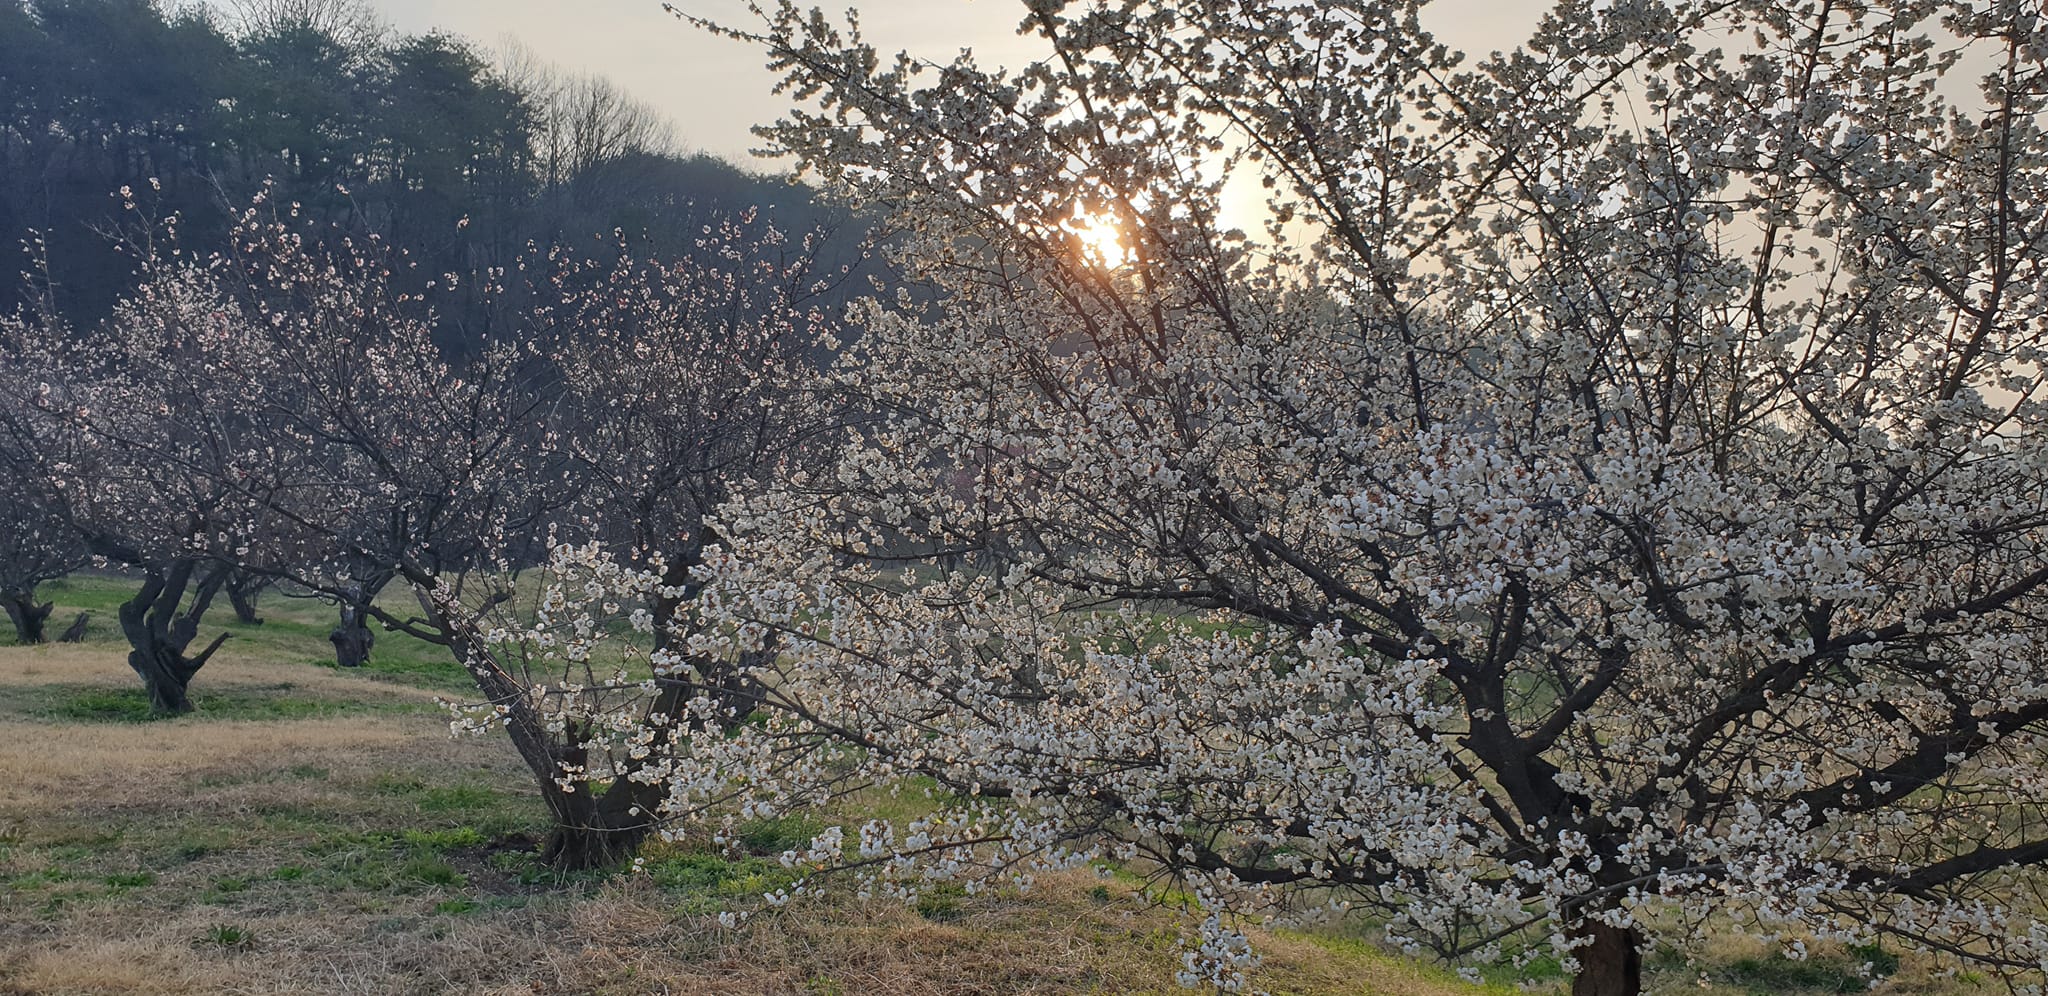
0 575 2004 994
0 576 1508 995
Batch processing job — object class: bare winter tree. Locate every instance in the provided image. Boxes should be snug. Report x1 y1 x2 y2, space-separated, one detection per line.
498 41 677 194
224 0 383 50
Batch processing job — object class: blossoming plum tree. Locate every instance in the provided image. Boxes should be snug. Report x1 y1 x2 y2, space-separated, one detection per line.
0 198 557 708
443 216 844 869
0 409 83 645
594 1 2048 992
1 196 844 865
0 235 312 710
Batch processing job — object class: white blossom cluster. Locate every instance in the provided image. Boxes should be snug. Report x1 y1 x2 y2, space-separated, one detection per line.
638 0 2048 990
8 0 2045 990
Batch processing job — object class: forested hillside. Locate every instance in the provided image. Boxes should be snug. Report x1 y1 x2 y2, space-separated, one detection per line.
0 0 855 334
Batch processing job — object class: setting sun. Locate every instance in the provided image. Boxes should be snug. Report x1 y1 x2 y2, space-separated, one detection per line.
1061 206 1131 268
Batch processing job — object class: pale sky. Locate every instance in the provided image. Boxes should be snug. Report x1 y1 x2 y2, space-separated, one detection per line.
347 0 1545 169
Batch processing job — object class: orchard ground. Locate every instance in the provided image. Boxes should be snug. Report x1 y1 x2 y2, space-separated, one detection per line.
0 576 2000 995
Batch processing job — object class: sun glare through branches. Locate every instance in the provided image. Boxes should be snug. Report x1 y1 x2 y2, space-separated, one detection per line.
1060 205 1131 269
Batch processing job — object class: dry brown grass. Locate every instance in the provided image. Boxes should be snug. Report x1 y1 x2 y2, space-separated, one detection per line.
0 640 1501 996
0 640 441 811
0 854 1486 996
2 619 2014 996
76 871 1455 996
0 638 440 698
0 715 430 807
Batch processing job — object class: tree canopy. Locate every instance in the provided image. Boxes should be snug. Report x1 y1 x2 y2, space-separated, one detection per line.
555 1 2048 993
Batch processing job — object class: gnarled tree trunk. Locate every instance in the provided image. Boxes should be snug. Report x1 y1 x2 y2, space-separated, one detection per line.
329 599 375 667
2 587 53 644
539 812 650 870
329 571 391 668
531 642 768 871
422 579 754 870
535 727 673 870
440 616 652 870
407 545 775 871
116 560 231 715
538 549 772 867
1572 922 1643 996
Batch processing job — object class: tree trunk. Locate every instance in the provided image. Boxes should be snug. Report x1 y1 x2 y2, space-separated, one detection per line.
530 592 772 871
114 560 231 716
530 545 770 871
226 572 266 625
432 589 666 871
410 570 726 873
2 587 53 644
1572 922 1643 996
537 775 663 871
539 821 649 871
329 600 375 667
328 573 390 668
128 642 197 714
418 584 618 869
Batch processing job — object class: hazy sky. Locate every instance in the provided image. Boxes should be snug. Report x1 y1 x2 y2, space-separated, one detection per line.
347 0 1546 169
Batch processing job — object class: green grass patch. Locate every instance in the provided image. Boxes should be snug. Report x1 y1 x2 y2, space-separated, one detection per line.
331 648 473 692
6 866 78 889
308 830 483 893
33 687 157 723
1715 950 1890 994
401 856 465 887
734 815 824 855
194 923 254 951
1284 932 1524 995
102 871 155 890
363 777 536 843
913 882 968 922
17 684 408 724
637 845 801 914
415 784 507 814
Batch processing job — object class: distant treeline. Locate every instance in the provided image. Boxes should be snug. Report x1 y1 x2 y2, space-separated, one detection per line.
0 0 862 336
